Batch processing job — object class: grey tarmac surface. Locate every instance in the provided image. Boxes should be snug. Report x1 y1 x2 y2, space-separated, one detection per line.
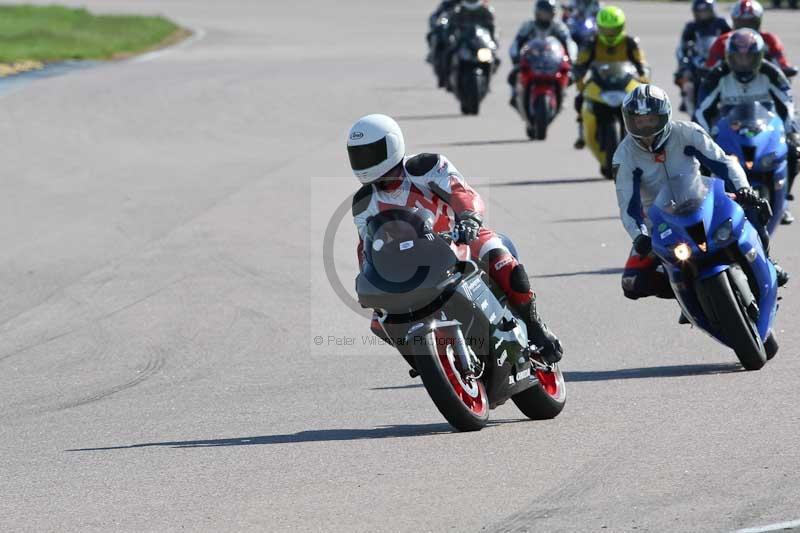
1 1 799 532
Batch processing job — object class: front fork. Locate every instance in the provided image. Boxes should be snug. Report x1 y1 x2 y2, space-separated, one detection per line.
449 325 484 380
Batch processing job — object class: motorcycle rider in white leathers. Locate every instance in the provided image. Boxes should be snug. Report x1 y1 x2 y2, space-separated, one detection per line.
613 85 787 302
347 114 563 363
696 28 800 224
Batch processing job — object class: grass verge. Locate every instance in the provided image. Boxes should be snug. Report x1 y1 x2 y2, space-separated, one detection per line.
0 5 185 64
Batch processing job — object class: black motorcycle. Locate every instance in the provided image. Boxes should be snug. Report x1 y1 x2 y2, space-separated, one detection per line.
355 209 566 432
447 25 499 115
676 37 715 115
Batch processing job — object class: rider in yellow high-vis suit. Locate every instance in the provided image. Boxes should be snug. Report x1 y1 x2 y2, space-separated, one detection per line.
572 6 649 172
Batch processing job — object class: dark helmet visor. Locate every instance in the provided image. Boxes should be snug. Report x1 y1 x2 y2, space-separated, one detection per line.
728 50 759 73
348 137 388 171
623 113 669 138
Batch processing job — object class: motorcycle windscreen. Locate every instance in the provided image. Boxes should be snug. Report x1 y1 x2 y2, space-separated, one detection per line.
521 38 564 74
592 61 637 86
356 237 459 314
722 101 774 136
651 173 712 218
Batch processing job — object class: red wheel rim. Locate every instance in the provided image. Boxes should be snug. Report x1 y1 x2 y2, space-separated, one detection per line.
435 332 487 417
535 367 564 400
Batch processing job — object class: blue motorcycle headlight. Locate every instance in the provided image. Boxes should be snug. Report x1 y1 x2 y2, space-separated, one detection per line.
713 218 734 243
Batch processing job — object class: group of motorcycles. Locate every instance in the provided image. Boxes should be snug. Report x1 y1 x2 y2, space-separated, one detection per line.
368 5 797 432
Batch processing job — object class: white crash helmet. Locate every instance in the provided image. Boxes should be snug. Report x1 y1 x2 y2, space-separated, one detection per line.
347 114 406 184
462 0 483 10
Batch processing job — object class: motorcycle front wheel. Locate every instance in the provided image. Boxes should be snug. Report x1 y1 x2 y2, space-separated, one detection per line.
696 270 767 370
533 95 549 140
413 328 489 431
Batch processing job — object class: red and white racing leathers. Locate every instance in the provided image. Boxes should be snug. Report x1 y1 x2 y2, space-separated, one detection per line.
705 30 792 73
352 153 534 315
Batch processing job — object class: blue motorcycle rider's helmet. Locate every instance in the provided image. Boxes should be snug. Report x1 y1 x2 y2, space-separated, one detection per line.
622 84 673 153
726 28 765 83
692 0 716 22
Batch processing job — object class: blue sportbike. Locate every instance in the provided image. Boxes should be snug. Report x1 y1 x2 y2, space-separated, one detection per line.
713 102 789 234
648 173 779 370
566 12 596 49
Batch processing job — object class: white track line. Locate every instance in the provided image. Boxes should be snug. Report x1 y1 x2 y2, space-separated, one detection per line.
133 27 206 63
735 518 800 533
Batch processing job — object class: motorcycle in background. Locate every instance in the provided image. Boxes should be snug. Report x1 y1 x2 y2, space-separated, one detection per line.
565 10 597 49
713 102 789 234
514 37 571 140
448 25 499 115
649 173 780 370
428 13 452 88
675 36 716 115
580 61 643 178
355 209 566 431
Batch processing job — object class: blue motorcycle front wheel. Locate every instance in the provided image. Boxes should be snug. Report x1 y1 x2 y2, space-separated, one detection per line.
696 271 767 371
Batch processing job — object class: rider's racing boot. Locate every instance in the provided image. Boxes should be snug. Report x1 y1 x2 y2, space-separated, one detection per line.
773 260 790 287
517 299 564 364
574 119 586 149
781 209 795 225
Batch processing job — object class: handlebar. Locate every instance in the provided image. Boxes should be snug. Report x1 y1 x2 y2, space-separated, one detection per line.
438 231 458 244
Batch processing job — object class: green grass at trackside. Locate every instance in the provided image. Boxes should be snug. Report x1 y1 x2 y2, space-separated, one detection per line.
0 4 182 63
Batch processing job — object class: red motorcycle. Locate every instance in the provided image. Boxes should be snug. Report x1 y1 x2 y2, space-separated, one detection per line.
514 37 571 140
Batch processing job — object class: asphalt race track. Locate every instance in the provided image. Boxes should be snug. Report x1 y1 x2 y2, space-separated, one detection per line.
1 1 799 531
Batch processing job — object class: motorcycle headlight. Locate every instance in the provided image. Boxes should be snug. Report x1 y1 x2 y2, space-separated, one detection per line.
713 219 733 243
477 48 493 63
673 243 692 262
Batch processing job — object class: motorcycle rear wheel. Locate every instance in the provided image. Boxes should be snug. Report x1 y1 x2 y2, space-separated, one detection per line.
413 329 489 431
512 363 566 420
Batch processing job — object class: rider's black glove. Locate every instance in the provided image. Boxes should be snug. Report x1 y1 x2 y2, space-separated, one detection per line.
455 211 482 244
633 234 652 257
736 187 773 226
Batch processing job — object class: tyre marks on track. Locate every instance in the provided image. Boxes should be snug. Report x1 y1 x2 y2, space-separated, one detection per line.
55 347 166 411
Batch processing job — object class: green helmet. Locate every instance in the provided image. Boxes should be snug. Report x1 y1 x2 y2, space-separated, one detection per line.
596 6 626 46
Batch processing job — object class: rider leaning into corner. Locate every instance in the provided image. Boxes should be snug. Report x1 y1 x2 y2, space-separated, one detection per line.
572 6 649 152
613 85 789 306
346 114 564 363
696 28 800 225
507 0 577 107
